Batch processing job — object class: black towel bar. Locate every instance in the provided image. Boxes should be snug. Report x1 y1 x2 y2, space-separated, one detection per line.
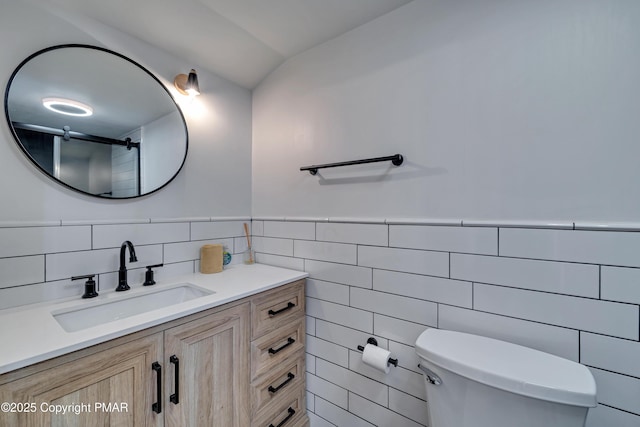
300 154 403 175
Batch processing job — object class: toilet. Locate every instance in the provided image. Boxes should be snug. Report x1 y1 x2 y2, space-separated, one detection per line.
415 329 596 427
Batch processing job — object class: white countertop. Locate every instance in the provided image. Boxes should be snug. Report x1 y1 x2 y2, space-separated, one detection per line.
0 263 307 375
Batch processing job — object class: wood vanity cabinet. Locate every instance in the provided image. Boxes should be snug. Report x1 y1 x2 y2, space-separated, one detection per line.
0 333 164 426
0 278 308 427
164 302 250 427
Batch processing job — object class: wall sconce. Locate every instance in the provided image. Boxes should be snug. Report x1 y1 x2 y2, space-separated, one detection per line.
174 69 200 96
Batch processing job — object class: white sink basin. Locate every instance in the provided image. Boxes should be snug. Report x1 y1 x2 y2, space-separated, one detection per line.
52 283 214 332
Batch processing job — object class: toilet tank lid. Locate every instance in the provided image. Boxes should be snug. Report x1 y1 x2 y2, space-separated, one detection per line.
415 329 596 407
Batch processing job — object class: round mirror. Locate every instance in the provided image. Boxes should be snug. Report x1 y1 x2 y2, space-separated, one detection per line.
4 44 188 199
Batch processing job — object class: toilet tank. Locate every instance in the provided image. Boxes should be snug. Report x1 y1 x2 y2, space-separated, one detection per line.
415 329 597 427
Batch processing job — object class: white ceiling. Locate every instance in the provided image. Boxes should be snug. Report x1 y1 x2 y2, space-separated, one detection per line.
46 0 414 89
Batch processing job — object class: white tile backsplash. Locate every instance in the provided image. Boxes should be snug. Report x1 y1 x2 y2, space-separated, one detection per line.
316 359 388 406
314 397 373 427
590 368 640 415
306 391 315 413
373 314 430 346
373 269 472 308
306 297 373 333
358 246 449 277
316 222 388 246
500 228 640 267
254 252 305 270
451 253 599 298
388 388 429 426
308 412 337 427
252 236 294 256
0 278 80 310
307 316 316 336
0 226 90 258
581 332 640 378
307 336 349 367
350 288 438 326
349 391 423 427
252 220 264 236
306 279 350 304
307 354 317 374
390 225 497 255
190 220 247 240
315 320 386 353
294 240 357 264
264 221 316 240
474 283 639 339
307 373 348 409
0 256 44 288
46 247 119 280
601 266 640 304
305 259 372 288
2 217 639 427
586 404 640 427
93 223 189 248
438 305 579 361
46 245 164 281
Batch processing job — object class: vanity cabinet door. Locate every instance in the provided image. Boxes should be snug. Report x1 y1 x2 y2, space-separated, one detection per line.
0 333 163 427
163 302 250 427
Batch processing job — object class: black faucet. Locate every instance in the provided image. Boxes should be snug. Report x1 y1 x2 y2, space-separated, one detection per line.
116 240 138 291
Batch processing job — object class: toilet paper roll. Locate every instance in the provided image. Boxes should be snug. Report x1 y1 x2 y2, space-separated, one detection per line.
200 244 223 274
362 343 391 374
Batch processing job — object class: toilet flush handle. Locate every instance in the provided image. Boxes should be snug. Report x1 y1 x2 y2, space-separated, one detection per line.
418 364 442 386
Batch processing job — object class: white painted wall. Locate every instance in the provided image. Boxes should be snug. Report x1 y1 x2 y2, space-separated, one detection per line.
251 1 640 426
253 0 640 222
0 1 252 222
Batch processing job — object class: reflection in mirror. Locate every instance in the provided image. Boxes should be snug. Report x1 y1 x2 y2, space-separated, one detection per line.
4 44 188 199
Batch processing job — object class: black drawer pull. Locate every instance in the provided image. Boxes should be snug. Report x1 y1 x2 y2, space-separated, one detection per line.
268 302 295 317
170 355 179 404
269 407 296 427
268 372 295 394
268 337 295 355
152 362 162 414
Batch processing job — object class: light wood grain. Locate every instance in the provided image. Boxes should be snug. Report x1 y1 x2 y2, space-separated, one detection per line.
250 384 307 427
251 279 305 339
250 350 305 416
0 333 163 427
251 319 305 381
164 303 250 427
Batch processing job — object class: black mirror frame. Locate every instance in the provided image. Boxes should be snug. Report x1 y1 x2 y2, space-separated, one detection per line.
4 44 189 200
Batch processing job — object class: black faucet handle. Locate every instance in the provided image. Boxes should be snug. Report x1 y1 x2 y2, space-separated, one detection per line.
72 274 98 299
146 263 164 269
144 263 164 286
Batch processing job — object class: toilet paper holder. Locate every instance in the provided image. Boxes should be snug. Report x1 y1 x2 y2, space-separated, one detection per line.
357 337 398 367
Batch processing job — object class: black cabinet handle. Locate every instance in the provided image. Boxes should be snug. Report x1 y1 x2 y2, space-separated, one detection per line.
268 302 295 317
152 362 162 414
268 372 295 394
268 337 295 355
170 355 179 404
269 407 296 427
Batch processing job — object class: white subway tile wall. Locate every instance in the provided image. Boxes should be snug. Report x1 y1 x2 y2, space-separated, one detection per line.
0 219 252 310
1 218 639 426
254 219 640 427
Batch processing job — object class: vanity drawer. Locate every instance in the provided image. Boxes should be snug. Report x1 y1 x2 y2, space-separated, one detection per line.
251 384 307 427
251 352 305 415
251 280 305 339
251 319 305 380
